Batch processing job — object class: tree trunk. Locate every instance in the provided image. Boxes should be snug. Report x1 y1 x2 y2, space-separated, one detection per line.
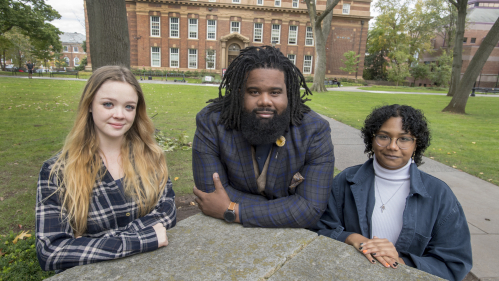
447 0 467 96
86 0 130 70
442 17 499 114
306 0 339 92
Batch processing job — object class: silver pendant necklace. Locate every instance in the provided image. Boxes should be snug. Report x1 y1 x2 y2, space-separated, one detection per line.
375 179 407 213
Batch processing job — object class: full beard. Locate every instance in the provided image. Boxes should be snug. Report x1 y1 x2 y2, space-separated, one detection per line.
240 107 290 146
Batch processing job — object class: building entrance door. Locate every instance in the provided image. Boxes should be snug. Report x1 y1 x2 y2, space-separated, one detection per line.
227 43 241 67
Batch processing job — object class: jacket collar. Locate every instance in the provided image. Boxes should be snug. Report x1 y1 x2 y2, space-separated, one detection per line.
346 158 431 199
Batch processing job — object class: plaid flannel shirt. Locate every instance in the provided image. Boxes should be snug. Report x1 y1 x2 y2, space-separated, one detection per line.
193 106 335 228
36 156 176 271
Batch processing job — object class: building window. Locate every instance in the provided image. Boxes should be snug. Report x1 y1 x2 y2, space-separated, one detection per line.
232 0 240 3
231 21 240 33
254 23 263 42
463 37 467 43
274 0 281 6
74 57 80 66
305 26 314 46
471 37 476 43
257 0 263 5
188 49 197 69
189 18 198 39
206 50 216 69
207 20 217 40
151 16 160 37
342 3 350 14
151 47 161 67
292 0 299 8
64 57 69 65
288 25 298 45
170 17 179 38
170 48 179 68
63 46 68 52
73 47 79 52
271 24 281 44
287 54 296 65
303 55 312 74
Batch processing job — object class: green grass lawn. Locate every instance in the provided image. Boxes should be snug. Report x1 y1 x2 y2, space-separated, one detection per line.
1 77 498 236
359 85 449 93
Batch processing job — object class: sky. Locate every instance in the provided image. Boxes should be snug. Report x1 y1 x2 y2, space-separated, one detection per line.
44 0 380 35
45 0 86 35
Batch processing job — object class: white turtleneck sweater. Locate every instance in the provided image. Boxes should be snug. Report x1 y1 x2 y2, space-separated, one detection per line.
371 154 411 244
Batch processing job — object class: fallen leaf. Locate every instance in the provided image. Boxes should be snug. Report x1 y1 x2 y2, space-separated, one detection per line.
190 202 196 206
472 142 476 144
447 152 451 155
0 197 3 201
480 172 484 175
0 250 5 257
18 224 22 229
452 165 457 168
430 157 434 159
174 177 179 181
489 179 493 181
12 231 31 244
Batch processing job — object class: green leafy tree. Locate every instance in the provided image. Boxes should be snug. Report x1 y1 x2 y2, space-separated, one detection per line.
409 63 430 85
387 50 411 86
340 51 361 75
54 53 68 69
429 50 452 87
3 27 32 68
74 57 87 71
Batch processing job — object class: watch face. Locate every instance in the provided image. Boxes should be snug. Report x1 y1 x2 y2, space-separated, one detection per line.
224 210 236 222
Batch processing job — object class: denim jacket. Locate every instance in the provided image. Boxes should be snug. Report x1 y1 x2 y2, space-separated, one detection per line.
310 159 472 281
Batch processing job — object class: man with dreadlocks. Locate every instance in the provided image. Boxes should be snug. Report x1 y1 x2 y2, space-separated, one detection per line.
192 46 335 228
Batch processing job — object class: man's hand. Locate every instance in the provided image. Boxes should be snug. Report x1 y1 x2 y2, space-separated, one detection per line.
193 173 239 222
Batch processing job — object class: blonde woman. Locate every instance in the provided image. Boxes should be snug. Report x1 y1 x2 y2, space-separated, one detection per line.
36 66 176 271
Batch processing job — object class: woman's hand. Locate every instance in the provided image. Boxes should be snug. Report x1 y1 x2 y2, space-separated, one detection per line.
345 234 403 268
152 223 169 247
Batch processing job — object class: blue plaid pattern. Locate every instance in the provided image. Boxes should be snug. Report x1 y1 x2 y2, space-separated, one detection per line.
35 157 176 271
193 106 335 228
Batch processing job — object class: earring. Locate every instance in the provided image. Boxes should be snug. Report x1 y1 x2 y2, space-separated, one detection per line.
412 151 416 159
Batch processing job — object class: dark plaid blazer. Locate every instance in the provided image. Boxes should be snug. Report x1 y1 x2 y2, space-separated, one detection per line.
193 106 335 227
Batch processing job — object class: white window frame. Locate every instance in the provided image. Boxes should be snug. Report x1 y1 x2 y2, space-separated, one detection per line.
231 21 240 33
64 57 69 64
303 55 312 74
151 47 161 67
257 0 263 5
274 0 281 6
73 47 79 52
342 3 350 14
287 54 296 65
232 0 240 3
151 16 160 37
209 0 216 2
305 26 314 46
288 25 298 45
170 17 179 38
63 46 68 52
292 0 299 8
74 57 80 66
189 18 198 39
271 24 281 44
170 48 179 68
188 49 197 69
206 50 216 69
207 20 217 40
254 23 263 43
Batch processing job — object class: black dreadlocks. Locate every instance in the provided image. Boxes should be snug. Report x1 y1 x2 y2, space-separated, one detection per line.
207 45 312 130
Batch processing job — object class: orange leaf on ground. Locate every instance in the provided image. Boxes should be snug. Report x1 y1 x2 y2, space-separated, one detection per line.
12 231 31 244
174 177 179 181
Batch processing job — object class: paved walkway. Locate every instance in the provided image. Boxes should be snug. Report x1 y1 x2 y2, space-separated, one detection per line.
327 86 499 97
322 114 499 281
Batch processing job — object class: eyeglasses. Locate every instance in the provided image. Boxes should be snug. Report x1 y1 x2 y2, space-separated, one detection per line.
373 134 416 150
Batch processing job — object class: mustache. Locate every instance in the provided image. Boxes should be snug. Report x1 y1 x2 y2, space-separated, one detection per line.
252 108 277 114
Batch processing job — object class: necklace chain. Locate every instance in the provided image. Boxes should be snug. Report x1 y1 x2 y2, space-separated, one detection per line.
375 179 407 213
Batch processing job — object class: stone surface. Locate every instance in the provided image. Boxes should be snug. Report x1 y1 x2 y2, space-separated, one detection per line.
469 235 499 280
48 214 317 281
269 236 443 281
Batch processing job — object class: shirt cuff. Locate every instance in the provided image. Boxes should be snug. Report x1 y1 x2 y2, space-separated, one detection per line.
136 225 159 253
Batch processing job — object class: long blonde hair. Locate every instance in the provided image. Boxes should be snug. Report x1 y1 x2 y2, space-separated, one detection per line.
50 65 168 236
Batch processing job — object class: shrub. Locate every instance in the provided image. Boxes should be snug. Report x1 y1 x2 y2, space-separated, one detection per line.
154 130 192 152
0 231 55 280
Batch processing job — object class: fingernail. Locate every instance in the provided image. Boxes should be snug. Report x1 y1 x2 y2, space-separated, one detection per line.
395 262 398 266
214 173 219 179
393 263 397 267
371 260 375 263
385 263 390 267
362 250 367 254
372 253 376 256
359 247 363 250
360 243 364 246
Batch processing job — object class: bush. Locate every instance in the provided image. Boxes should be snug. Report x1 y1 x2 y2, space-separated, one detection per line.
0 231 55 280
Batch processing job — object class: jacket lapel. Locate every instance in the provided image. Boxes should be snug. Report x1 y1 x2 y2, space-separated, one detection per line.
348 159 376 238
233 130 258 193
266 144 288 198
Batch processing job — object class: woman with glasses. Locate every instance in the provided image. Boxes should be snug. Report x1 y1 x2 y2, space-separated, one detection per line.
311 104 472 281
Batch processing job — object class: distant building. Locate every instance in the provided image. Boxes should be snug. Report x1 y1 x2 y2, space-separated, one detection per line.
420 0 499 88
59 32 87 70
84 0 372 78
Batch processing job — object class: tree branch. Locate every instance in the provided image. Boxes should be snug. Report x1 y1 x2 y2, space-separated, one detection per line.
316 0 340 24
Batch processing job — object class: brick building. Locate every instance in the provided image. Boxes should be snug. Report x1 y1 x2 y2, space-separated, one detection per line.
59 32 87 70
420 0 499 87
84 0 371 78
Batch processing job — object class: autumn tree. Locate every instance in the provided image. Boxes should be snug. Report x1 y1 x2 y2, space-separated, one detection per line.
442 17 499 113
304 0 340 92
86 0 130 70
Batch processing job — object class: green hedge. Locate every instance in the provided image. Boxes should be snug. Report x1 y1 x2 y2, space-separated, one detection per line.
0 231 55 281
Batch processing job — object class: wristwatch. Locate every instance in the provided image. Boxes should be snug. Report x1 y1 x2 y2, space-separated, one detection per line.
223 202 237 223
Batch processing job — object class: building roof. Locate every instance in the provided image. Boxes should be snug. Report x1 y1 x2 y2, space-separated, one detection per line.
60 32 86 44
467 7 499 23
